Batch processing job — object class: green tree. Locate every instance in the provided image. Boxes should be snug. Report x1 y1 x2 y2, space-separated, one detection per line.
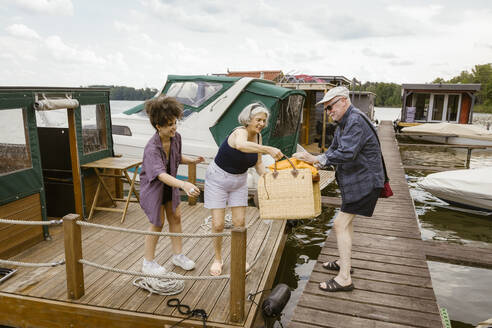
432 63 492 111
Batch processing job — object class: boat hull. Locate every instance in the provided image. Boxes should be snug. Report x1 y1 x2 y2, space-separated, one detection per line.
418 167 492 212
408 135 492 146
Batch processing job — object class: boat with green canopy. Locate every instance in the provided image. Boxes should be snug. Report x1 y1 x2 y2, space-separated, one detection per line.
111 75 307 189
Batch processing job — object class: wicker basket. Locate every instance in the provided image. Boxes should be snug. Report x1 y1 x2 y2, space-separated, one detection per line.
258 159 321 220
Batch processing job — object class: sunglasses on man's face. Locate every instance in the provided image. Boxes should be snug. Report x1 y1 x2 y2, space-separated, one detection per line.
325 98 342 111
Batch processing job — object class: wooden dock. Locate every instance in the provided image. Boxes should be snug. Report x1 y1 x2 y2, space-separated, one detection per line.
0 202 286 328
289 121 444 328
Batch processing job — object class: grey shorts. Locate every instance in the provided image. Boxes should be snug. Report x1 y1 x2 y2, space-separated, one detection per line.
204 161 248 209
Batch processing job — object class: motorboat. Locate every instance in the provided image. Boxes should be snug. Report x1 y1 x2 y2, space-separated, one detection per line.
417 167 492 212
401 122 492 146
111 75 306 190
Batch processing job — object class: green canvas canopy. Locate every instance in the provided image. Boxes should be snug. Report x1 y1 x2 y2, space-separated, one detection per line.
124 75 240 115
123 75 306 157
0 87 114 232
209 80 306 156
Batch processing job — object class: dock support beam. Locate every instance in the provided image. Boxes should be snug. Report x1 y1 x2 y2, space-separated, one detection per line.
188 163 197 206
466 148 472 168
63 213 85 299
230 226 246 323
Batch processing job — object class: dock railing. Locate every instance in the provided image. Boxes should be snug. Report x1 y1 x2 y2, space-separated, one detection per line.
0 163 254 323
62 213 249 323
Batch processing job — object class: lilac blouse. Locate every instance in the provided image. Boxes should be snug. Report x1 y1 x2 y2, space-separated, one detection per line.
139 132 182 226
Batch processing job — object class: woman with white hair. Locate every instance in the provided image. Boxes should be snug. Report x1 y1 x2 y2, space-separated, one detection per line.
204 102 283 276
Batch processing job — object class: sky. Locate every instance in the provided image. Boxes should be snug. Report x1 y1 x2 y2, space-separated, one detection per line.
0 0 491 89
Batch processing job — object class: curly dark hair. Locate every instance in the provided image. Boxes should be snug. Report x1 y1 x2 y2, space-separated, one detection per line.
145 96 183 131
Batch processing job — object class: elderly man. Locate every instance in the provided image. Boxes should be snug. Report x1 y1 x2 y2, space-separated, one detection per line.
294 86 384 292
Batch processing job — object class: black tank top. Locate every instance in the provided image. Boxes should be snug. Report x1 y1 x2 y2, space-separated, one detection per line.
214 130 259 174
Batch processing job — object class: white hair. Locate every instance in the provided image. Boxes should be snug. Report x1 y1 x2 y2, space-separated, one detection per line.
237 102 270 127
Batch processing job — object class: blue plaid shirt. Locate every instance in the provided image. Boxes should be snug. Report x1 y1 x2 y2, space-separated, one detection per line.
317 105 384 203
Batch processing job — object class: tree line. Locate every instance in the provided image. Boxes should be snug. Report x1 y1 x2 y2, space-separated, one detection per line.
359 63 492 113
89 85 158 100
433 63 492 113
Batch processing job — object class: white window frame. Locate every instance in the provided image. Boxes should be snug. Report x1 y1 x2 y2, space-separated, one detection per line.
428 93 462 123
429 93 446 122
444 94 462 123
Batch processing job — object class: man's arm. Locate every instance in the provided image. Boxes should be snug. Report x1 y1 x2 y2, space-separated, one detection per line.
322 120 365 165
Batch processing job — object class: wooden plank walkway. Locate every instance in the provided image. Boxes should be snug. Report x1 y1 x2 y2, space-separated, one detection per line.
289 121 444 328
0 202 286 328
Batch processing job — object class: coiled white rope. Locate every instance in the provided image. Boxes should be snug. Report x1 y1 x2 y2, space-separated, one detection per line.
0 259 65 267
132 271 185 296
0 218 62 225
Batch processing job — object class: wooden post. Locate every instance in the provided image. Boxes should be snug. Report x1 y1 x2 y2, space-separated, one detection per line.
63 213 84 299
230 226 246 323
67 109 84 216
466 148 472 169
321 89 327 152
188 163 197 206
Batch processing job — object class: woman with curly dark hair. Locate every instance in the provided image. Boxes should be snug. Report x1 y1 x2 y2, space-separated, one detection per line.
139 96 204 274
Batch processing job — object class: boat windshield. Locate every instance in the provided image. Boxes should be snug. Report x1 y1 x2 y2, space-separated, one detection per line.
272 95 304 137
166 81 223 108
136 108 194 120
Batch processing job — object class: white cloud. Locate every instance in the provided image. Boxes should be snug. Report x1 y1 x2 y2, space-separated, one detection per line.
362 48 396 59
11 0 74 16
387 4 443 22
390 59 414 66
1 1 491 87
44 35 106 65
5 23 40 40
113 21 140 33
141 0 224 33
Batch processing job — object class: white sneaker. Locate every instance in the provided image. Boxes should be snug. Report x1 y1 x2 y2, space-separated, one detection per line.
172 254 195 271
142 259 166 275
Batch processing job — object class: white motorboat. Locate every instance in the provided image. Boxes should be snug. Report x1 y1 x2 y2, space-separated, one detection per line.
417 167 492 212
111 75 307 190
401 122 492 146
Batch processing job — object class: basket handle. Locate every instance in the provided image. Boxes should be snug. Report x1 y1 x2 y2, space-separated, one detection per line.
273 156 298 178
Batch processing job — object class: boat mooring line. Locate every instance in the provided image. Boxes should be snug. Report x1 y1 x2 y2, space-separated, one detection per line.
77 220 231 237
0 218 63 225
0 259 65 268
77 213 262 237
79 259 230 280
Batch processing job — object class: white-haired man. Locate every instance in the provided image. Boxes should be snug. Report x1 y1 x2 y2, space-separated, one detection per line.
294 86 385 292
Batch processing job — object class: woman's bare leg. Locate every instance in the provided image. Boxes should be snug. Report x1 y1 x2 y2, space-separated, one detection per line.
144 205 165 261
164 203 182 255
210 208 225 275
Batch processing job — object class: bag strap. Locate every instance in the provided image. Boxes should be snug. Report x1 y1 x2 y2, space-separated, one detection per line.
356 112 390 182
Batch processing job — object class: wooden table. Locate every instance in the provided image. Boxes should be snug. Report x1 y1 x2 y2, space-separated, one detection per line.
82 157 142 223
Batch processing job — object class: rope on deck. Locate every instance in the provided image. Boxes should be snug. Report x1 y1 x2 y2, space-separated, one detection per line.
0 259 65 267
132 276 185 296
0 218 63 226
78 259 230 280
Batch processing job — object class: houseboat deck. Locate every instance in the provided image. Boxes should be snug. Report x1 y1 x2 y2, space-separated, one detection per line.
289 121 444 328
0 202 287 328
